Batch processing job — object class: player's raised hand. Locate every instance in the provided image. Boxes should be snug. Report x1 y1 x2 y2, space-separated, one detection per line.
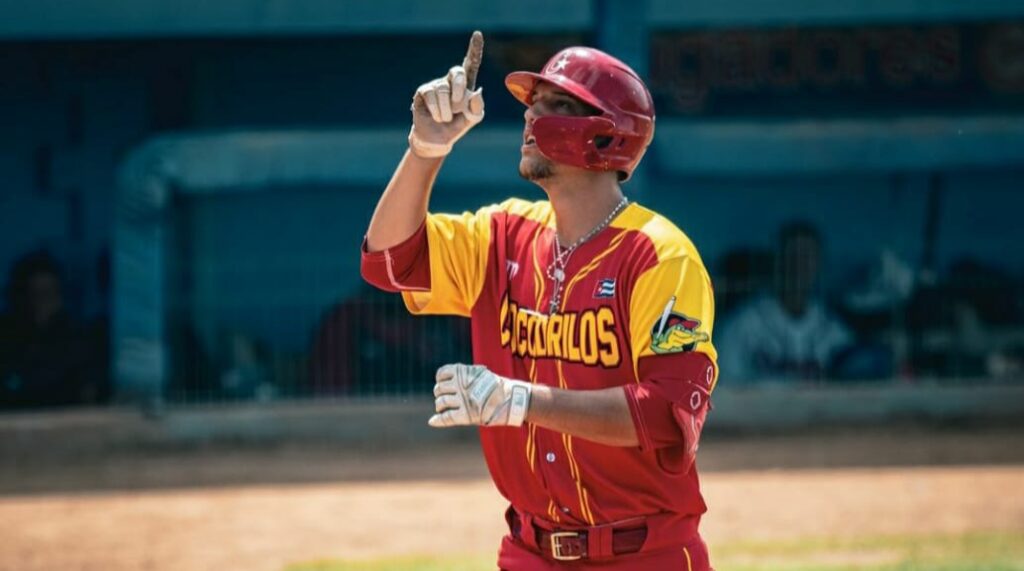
408 31 486 159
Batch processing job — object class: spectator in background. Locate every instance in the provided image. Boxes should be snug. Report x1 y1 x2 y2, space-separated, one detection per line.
715 247 774 318
905 258 1024 380
309 284 471 396
0 251 98 408
717 221 852 383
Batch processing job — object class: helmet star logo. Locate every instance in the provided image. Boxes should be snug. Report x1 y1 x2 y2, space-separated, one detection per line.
551 53 571 72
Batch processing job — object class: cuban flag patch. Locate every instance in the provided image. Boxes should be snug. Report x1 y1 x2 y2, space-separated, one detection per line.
594 278 616 299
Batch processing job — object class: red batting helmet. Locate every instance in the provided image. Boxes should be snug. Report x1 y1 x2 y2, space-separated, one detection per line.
505 46 655 181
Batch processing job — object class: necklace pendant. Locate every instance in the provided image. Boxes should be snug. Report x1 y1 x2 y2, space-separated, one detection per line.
553 268 565 282
549 299 560 314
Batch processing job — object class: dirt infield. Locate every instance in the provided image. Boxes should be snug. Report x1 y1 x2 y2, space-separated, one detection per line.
2 466 1022 571
2 426 1023 571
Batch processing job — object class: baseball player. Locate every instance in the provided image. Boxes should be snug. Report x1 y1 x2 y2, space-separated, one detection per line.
361 31 718 570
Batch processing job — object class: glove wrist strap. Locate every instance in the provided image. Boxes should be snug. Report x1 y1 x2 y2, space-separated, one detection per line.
408 127 453 158
506 382 532 427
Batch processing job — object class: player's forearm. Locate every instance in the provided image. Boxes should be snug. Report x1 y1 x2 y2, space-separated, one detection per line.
526 385 639 447
365 149 444 252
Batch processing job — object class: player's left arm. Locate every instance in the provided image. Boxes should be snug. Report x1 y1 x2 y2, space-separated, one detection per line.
430 256 716 456
428 364 638 446
522 384 638 446
615 255 717 475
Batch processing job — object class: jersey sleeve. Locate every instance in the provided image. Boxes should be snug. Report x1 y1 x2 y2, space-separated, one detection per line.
360 221 432 293
622 255 718 468
400 205 497 318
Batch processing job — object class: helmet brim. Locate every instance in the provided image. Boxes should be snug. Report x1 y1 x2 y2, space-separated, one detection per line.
505 71 610 115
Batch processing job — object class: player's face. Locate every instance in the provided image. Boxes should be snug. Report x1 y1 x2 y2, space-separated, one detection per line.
519 83 597 182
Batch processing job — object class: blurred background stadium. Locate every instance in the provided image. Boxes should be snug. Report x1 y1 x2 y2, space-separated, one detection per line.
1 1 1023 570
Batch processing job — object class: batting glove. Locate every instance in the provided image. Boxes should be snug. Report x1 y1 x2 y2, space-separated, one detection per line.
429 364 532 428
408 31 486 158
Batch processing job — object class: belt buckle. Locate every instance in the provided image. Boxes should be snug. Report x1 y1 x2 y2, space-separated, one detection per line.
550 531 583 561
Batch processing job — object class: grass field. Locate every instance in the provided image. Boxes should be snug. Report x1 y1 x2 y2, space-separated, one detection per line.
287 531 1024 571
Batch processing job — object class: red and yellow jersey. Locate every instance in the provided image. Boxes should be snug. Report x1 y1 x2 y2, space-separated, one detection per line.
362 198 717 527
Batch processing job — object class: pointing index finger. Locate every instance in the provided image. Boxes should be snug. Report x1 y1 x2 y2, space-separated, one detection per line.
462 30 484 91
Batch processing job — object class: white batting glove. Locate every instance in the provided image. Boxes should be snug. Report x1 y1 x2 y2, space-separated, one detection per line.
429 364 532 428
409 31 486 159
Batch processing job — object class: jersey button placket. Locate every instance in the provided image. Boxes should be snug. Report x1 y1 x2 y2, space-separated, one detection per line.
535 430 567 521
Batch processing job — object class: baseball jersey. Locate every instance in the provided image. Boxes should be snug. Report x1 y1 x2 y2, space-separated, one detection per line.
361 198 718 527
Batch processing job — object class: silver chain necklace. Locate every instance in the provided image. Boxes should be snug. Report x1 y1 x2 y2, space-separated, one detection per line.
545 196 629 314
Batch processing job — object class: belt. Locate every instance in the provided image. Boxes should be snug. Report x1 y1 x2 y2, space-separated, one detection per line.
506 506 699 562
535 527 647 560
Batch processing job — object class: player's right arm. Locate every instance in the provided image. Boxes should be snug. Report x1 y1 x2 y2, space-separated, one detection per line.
362 32 493 316
364 31 485 252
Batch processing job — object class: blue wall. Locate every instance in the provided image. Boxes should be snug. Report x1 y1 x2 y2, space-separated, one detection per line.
0 6 1021 399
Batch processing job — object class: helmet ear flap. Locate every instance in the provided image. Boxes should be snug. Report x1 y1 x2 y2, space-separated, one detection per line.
532 115 619 171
